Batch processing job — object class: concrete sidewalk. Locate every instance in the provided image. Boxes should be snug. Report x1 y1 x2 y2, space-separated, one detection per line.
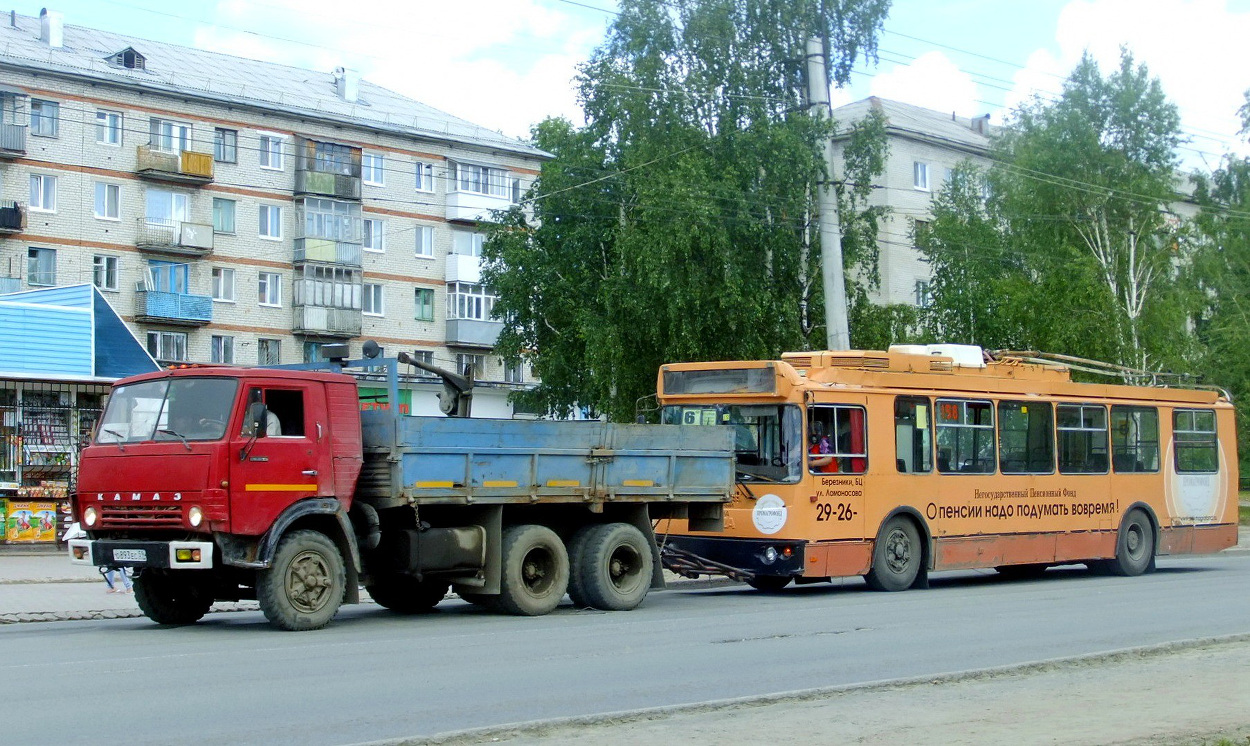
3 528 1248 624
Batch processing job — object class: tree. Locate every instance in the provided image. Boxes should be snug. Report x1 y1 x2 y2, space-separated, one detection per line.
483 0 891 421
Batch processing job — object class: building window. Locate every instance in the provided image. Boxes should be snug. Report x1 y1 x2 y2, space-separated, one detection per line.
149 118 191 153
913 161 930 191
408 349 435 376
258 338 281 365
258 272 282 306
414 287 434 321
29 174 56 212
93 255 119 292
415 161 434 192
363 283 384 316
146 331 188 362
30 99 59 137
362 153 384 185
213 198 236 234
294 264 362 310
913 219 931 248
450 161 510 197
211 335 235 364
214 128 237 163
914 280 932 308
259 205 282 239
447 282 496 321
259 134 285 170
363 218 384 252
415 226 434 257
456 353 486 378
300 197 362 241
451 230 485 257
504 360 524 384
95 110 122 146
94 183 121 221
145 189 187 226
145 260 188 293
27 248 55 286
212 267 236 302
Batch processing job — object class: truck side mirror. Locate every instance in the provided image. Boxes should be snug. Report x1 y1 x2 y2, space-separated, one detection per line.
247 401 268 436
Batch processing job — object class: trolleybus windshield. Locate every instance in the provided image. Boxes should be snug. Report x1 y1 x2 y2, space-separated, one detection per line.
661 403 801 483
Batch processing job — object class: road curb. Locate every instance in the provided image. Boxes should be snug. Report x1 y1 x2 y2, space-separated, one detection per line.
0 601 261 625
349 633 1250 746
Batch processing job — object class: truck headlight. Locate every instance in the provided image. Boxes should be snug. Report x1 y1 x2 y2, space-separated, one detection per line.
188 506 203 527
84 507 98 527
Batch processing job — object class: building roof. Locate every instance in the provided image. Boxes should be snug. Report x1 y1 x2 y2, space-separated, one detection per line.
834 97 993 156
0 11 547 159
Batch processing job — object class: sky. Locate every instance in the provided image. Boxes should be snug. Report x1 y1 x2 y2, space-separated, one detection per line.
21 0 1250 171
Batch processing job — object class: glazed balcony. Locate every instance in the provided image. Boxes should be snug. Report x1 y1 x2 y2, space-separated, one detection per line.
0 123 25 158
292 305 362 338
135 219 214 257
0 201 25 234
133 288 213 326
135 144 214 185
294 138 362 200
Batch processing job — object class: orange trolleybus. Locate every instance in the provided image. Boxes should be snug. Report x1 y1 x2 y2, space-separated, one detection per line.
656 344 1238 591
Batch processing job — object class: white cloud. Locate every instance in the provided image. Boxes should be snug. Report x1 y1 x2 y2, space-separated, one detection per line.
192 0 604 138
868 51 979 117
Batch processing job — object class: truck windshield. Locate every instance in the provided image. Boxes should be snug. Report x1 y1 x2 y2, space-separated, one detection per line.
96 378 240 444
661 404 801 483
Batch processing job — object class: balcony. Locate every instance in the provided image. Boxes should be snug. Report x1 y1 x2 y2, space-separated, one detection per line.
444 254 483 284
0 201 25 234
446 318 502 348
0 123 25 158
294 138 362 200
0 276 20 294
293 306 361 338
294 238 363 267
135 219 214 257
135 144 214 185
446 190 512 223
294 169 361 201
133 288 213 326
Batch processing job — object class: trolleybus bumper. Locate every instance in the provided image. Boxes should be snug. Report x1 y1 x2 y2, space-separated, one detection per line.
660 535 806 580
69 539 215 570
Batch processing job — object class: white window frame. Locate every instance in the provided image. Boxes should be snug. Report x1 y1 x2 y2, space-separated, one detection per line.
27 247 56 286
146 331 188 362
30 99 59 138
95 110 122 146
451 230 485 257
212 267 236 303
415 225 434 257
363 218 385 253
258 272 283 307
363 283 384 316
259 133 285 170
213 197 236 234
504 360 524 384
415 161 435 192
29 173 56 213
456 353 486 378
447 281 497 321
362 153 385 186
93 255 119 292
211 335 235 365
913 161 930 191
259 204 283 240
149 118 191 154
145 189 188 226
258 338 281 365
94 182 121 221
450 161 510 197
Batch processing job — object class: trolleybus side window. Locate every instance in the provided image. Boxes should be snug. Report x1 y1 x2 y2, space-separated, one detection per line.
808 405 866 475
660 403 802 483
1173 409 1218 473
894 396 932 474
997 400 1054 474
936 399 995 474
1057 404 1108 474
1111 406 1160 472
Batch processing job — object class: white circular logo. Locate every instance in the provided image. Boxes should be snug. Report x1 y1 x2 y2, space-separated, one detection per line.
752 494 787 535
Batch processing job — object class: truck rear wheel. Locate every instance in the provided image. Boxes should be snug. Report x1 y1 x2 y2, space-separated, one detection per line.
258 530 345 631
497 524 569 616
134 570 214 625
575 522 653 611
565 525 595 608
366 574 449 614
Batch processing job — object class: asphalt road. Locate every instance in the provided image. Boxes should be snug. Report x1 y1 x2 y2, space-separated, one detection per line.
6 554 1250 746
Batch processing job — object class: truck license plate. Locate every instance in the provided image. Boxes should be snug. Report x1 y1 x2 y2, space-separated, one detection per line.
113 549 147 563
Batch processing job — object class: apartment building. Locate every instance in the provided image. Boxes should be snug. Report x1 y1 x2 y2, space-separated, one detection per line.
832 97 993 309
0 9 546 417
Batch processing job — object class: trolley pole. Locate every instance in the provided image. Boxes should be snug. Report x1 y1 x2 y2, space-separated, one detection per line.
805 35 851 351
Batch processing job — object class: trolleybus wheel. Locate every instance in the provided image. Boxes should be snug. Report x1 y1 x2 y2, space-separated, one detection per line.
864 516 922 592
1107 509 1155 577
565 525 596 608
366 574 449 613
497 524 569 616
257 529 346 631
746 575 792 592
576 522 653 611
134 570 214 625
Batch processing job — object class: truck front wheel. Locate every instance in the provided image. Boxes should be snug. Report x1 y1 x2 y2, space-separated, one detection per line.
134 570 214 625
258 530 345 631
367 574 449 613
497 524 569 616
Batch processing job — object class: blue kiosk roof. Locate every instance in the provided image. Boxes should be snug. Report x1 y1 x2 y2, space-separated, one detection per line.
0 284 159 381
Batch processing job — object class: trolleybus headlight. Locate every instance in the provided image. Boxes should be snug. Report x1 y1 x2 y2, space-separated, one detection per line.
84 507 98 527
762 546 778 564
188 506 203 527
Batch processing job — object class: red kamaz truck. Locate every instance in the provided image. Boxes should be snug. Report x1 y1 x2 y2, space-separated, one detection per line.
68 347 732 630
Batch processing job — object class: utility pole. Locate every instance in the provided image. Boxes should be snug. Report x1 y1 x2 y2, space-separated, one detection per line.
805 35 851 351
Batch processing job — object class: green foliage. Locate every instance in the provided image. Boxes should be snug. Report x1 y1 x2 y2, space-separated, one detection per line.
482 0 891 421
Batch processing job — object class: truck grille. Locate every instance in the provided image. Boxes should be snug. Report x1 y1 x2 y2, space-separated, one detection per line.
100 504 183 528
